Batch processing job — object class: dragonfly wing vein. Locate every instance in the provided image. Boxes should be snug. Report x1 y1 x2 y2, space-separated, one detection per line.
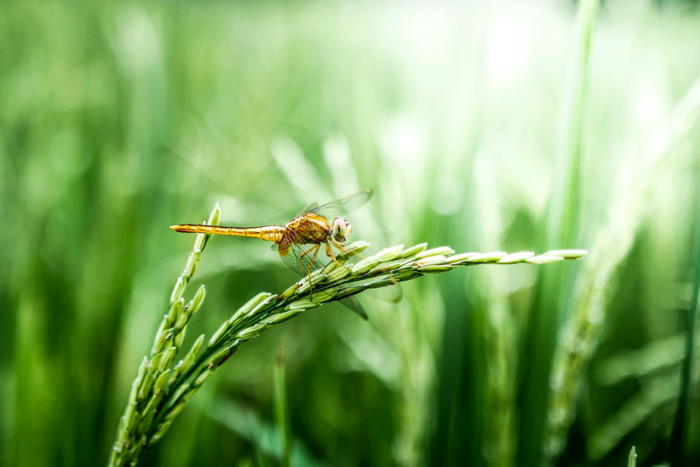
309 188 373 220
278 232 331 278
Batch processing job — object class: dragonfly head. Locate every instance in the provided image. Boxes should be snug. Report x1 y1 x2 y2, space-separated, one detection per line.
331 217 352 242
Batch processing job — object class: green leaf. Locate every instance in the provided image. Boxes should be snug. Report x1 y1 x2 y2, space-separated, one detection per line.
628 446 636 467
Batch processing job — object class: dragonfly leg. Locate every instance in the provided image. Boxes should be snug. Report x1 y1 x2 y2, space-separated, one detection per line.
327 241 350 271
300 244 321 299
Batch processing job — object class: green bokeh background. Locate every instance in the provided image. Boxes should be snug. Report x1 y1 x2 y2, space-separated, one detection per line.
2 1 700 466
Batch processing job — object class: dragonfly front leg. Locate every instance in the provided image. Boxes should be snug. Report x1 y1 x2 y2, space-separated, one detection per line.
326 241 350 271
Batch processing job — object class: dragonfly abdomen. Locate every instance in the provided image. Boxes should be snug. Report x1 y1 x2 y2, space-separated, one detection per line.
170 224 285 242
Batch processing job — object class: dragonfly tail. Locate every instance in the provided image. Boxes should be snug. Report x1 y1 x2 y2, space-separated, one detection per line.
169 224 285 242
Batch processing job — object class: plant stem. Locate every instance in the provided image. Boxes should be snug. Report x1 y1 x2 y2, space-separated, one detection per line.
274 346 291 467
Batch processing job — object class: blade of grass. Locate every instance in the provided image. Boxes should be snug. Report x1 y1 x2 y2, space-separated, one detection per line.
629 446 637 467
667 185 700 466
546 71 700 464
594 332 688 386
587 368 695 460
274 345 291 467
519 1 599 465
208 399 323 467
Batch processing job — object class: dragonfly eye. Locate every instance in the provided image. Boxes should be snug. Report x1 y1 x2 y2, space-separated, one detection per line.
332 218 351 241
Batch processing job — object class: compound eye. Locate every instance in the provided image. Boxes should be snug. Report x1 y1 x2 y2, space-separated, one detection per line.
332 220 341 235
331 219 342 238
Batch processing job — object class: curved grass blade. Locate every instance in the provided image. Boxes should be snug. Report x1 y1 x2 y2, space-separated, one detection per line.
667 188 700 465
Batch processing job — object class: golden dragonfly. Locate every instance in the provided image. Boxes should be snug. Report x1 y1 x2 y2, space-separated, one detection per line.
170 188 399 319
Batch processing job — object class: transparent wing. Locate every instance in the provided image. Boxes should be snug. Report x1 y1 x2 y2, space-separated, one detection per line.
275 236 369 319
295 201 319 218
274 233 330 278
338 295 368 320
306 188 373 220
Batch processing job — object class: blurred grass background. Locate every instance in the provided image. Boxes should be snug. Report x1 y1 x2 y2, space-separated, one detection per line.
2 0 700 466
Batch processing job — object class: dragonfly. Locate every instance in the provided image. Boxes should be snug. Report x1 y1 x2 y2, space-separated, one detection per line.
170 188 400 319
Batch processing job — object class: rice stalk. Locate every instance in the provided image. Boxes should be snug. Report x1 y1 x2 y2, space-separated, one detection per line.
108 204 221 467
544 71 700 462
668 181 700 465
520 0 599 462
473 158 516 467
273 346 291 467
108 207 587 466
134 243 585 463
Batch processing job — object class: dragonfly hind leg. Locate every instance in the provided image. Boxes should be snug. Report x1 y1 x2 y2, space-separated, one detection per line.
300 244 321 299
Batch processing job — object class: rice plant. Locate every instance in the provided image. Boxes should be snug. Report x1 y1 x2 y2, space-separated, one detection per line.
109 202 587 466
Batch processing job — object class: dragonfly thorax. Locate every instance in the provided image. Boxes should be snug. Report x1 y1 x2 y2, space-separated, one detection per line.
331 217 352 242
